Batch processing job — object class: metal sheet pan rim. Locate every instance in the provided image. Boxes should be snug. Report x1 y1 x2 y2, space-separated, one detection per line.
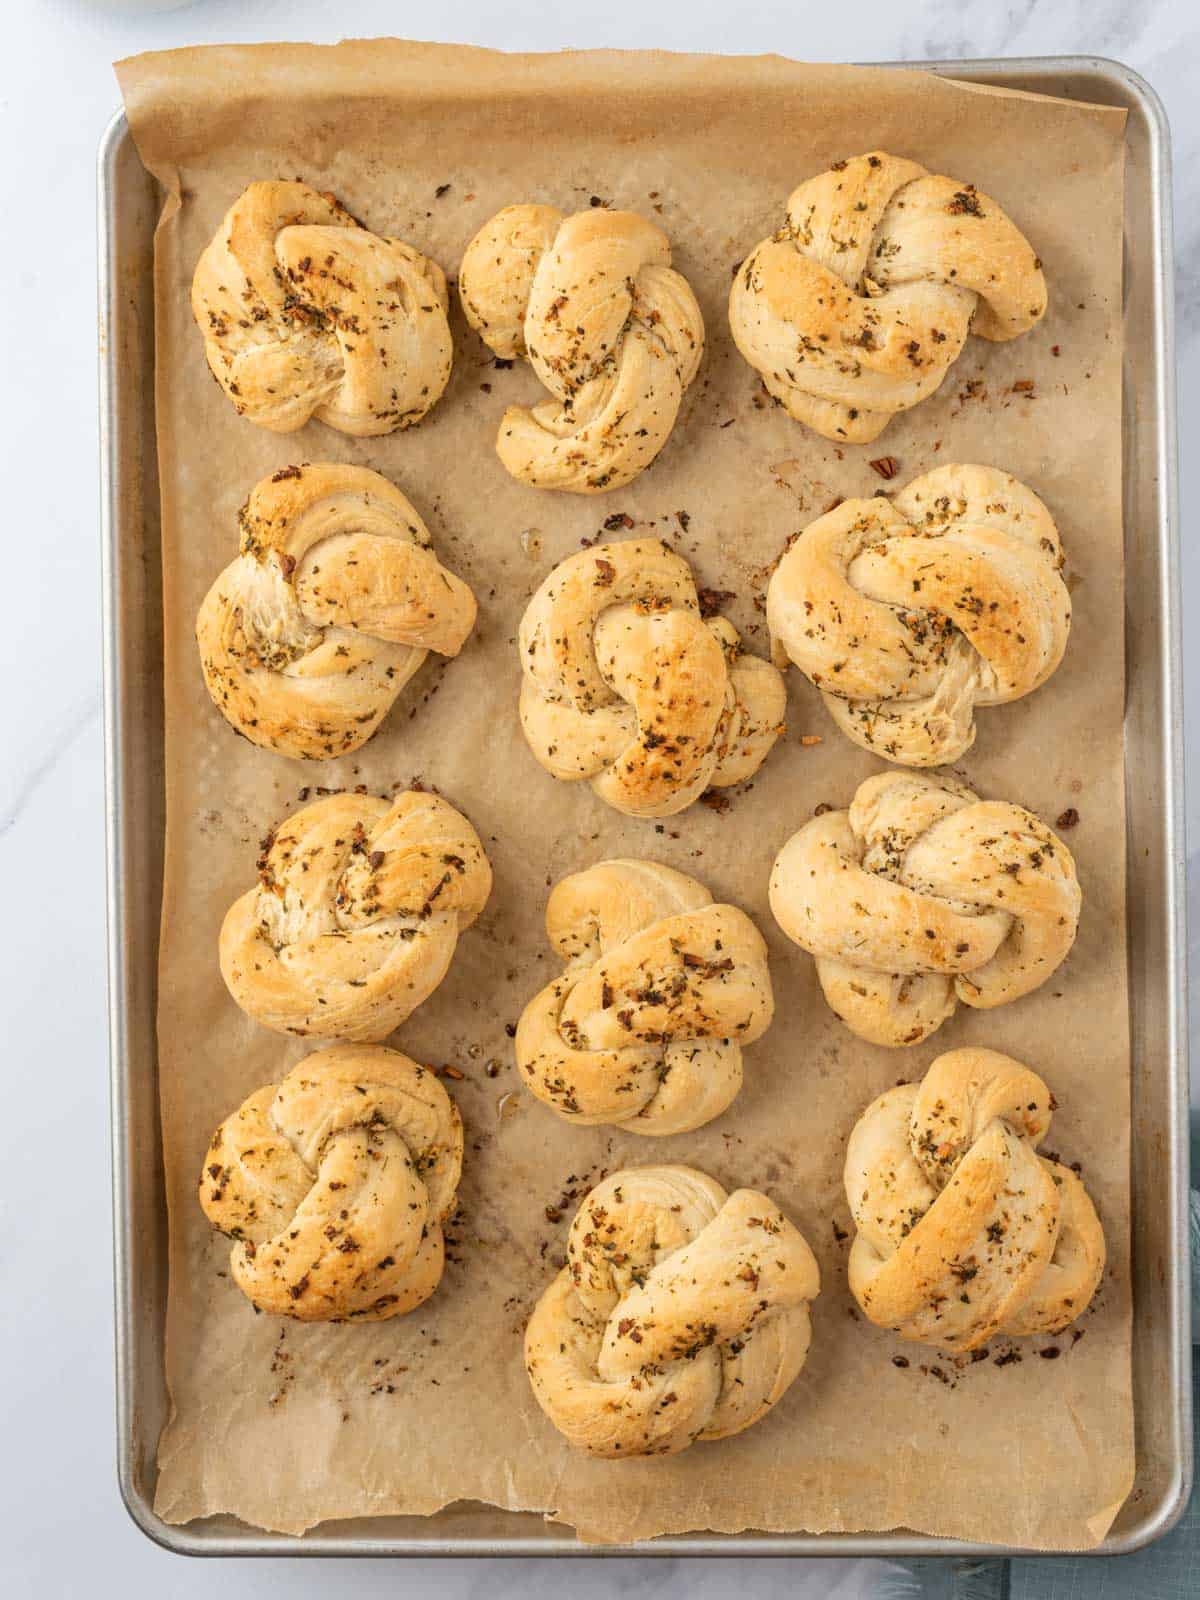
101 51 1191 1558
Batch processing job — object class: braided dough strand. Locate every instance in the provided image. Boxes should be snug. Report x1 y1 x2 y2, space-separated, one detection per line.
729 153 1046 442
200 1044 463 1321
844 1049 1104 1350
192 180 452 436
767 464 1070 766
219 790 492 1041
197 463 476 759
519 539 785 817
769 771 1080 1047
526 1165 819 1455
460 205 704 492
517 860 773 1134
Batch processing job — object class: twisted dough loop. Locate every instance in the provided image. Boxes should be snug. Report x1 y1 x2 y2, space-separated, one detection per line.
516 860 774 1135
219 790 491 1042
200 1044 463 1321
526 1165 819 1456
519 539 786 817
459 205 704 491
844 1049 1104 1350
196 464 476 760
729 152 1046 442
767 465 1070 767
192 180 452 436
769 771 1080 1048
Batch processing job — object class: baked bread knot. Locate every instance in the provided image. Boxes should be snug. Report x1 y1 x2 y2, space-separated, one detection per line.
519 539 786 817
525 1165 819 1455
192 180 452 435
729 152 1046 442
197 464 476 760
220 790 491 1041
769 771 1080 1047
767 464 1069 766
459 205 704 491
200 1044 462 1321
844 1048 1104 1350
516 860 774 1135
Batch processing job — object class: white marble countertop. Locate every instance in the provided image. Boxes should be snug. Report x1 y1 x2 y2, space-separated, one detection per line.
1 2 1193 1594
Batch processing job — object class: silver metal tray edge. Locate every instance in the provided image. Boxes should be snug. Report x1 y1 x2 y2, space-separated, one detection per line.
100 52 1191 1558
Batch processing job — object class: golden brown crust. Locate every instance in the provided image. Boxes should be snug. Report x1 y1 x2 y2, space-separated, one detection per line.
219 790 491 1041
769 770 1081 1047
196 463 477 760
525 1165 819 1455
516 860 774 1134
192 180 452 436
459 204 704 491
729 153 1046 442
200 1044 463 1322
767 464 1069 766
844 1048 1104 1350
518 538 785 817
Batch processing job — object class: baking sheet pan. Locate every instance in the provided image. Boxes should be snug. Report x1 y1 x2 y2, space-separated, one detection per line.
100 54 1190 1556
